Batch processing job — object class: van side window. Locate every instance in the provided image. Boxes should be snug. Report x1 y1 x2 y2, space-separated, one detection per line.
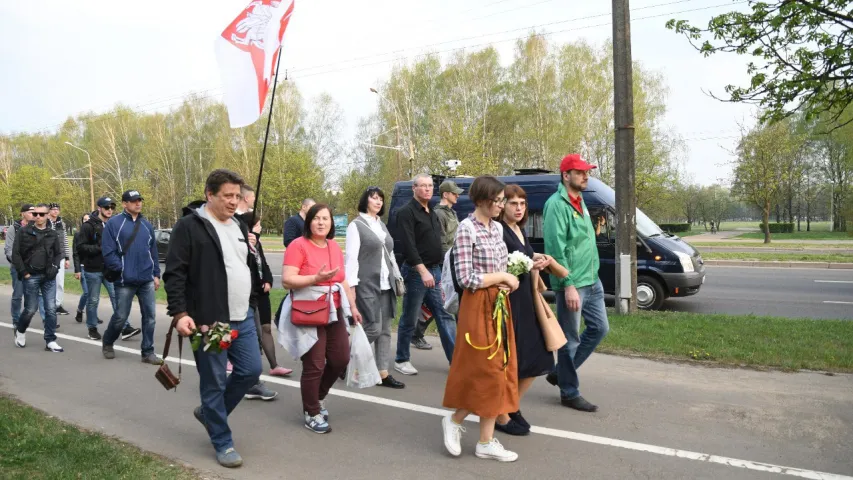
589 209 613 244
526 212 544 240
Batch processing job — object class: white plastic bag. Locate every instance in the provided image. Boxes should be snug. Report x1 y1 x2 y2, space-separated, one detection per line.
346 323 382 389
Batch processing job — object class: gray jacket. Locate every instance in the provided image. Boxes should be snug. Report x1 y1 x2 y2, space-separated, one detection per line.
4 221 21 263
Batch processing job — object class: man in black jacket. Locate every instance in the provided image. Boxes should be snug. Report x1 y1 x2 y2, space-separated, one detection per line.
12 203 65 352
282 197 315 247
164 169 262 469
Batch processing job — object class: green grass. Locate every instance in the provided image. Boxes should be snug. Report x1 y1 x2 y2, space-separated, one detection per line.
0 267 169 303
735 231 853 240
0 394 198 479
718 221 833 232
686 241 853 250
673 230 702 237
702 252 853 263
600 310 853 372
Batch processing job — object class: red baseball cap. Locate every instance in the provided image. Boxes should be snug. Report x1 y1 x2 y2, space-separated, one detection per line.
559 153 597 172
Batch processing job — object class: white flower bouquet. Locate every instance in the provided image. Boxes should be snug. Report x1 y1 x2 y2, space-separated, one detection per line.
506 251 534 277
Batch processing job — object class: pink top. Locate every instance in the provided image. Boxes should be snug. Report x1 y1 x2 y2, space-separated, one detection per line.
283 237 346 287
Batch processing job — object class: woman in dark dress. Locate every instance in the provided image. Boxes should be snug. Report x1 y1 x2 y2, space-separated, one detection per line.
496 184 555 436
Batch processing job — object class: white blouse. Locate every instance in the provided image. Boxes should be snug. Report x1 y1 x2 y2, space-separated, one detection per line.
345 213 391 290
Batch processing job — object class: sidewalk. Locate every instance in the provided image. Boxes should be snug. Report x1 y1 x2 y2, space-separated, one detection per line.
1 289 852 479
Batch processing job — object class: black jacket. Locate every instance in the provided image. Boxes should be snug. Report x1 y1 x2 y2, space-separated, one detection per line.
163 201 260 327
235 212 274 293
77 215 107 273
11 224 63 279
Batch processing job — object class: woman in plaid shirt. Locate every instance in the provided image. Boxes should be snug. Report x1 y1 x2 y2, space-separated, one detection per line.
441 176 522 463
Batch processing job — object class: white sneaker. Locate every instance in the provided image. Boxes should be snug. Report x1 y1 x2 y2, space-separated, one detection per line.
441 416 464 456
14 331 26 348
394 361 418 375
45 341 64 353
475 438 518 462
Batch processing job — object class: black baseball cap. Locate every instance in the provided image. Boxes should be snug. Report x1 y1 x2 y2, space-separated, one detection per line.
20 203 35 213
121 190 144 202
48 202 60 210
97 196 116 208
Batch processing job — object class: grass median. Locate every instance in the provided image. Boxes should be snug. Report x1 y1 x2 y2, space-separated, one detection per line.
735 231 853 241
0 394 198 479
4 267 851 373
702 252 853 263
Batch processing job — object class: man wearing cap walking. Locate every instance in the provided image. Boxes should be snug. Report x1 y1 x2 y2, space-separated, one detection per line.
78 196 141 341
411 179 463 350
101 190 162 364
5 204 35 328
543 154 609 413
46 203 72 316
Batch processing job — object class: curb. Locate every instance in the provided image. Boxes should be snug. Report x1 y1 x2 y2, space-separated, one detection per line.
703 260 853 269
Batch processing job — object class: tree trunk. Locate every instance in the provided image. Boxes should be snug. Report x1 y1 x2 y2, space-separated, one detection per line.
763 200 771 244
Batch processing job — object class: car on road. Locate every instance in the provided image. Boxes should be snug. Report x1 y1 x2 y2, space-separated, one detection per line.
154 229 171 263
387 171 706 310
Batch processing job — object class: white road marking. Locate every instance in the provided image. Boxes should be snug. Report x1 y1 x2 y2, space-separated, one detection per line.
814 280 853 284
2 321 851 480
823 301 853 305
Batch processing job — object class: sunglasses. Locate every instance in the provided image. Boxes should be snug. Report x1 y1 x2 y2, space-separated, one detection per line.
101 205 116 210
32 212 48 217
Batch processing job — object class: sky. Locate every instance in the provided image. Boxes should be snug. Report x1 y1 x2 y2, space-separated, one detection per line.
0 0 757 186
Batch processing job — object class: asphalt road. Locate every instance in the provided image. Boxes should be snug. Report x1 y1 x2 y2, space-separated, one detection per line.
1 289 851 480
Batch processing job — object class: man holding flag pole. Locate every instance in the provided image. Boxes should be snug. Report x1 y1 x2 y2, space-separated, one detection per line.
166 0 294 469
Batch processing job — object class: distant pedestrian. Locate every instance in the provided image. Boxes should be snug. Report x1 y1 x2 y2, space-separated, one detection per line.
543 154 609 412
47 203 71 316
283 198 316 247
101 190 161 364
12 203 65 353
441 176 520 462
345 187 405 389
279 204 361 434
394 174 457 376
412 179 463 351
72 213 91 323
5 204 35 329
165 169 263 468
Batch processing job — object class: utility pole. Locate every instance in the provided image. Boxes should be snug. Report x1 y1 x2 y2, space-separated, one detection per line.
613 0 637 314
63 142 95 211
396 127 402 180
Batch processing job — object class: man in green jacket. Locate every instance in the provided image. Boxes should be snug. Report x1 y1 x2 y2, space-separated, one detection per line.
543 154 610 413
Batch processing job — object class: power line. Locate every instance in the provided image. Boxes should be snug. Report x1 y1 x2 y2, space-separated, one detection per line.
16 0 741 134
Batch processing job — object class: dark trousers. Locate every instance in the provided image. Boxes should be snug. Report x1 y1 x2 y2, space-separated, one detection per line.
300 313 350 416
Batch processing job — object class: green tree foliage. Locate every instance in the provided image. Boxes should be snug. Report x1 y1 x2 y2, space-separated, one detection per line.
667 0 853 126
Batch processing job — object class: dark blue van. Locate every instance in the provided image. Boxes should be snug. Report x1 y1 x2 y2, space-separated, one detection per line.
387 172 706 310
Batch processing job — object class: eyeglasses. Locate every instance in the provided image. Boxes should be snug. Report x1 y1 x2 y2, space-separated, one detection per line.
492 197 508 206
32 212 48 217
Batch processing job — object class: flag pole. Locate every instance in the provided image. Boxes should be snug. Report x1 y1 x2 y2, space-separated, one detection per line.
251 45 284 216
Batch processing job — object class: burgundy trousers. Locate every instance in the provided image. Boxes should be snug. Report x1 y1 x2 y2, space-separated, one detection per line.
300 313 350 416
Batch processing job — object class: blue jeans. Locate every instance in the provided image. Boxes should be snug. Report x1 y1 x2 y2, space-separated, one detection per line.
84 271 118 329
77 268 89 313
103 282 156 356
17 274 58 343
553 279 610 399
10 266 24 328
395 264 456 364
194 310 261 453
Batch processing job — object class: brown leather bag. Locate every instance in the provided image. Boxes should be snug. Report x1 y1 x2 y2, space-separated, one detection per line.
532 274 568 352
154 318 182 391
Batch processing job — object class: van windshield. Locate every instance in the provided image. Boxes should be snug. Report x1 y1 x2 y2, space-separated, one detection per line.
636 208 664 237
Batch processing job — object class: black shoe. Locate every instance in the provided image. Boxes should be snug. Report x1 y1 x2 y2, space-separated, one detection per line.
97 319 103 324
121 326 141 341
411 337 433 350
509 410 530 429
380 375 405 389
75 310 83 323
546 372 558 387
561 395 598 412
495 418 530 436
56 306 70 315
87 328 102 341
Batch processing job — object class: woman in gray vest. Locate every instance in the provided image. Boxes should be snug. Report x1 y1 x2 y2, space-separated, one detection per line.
345 187 406 389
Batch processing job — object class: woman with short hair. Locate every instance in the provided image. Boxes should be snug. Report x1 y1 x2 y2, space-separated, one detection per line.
441 175 521 462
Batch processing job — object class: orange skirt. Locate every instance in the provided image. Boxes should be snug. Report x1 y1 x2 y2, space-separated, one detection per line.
442 286 519 418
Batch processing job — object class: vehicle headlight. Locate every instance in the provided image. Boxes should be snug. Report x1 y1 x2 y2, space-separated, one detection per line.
675 251 695 273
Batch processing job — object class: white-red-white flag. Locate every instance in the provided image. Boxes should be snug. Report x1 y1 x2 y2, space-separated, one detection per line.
215 0 295 128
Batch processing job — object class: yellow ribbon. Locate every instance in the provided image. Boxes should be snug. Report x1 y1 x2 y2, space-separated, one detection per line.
465 290 511 367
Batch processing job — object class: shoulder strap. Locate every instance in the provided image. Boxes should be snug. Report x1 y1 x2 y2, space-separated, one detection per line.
450 220 476 294
356 217 397 271
119 218 143 257
161 318 182 378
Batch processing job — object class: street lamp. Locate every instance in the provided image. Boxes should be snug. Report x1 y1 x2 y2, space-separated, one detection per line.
370 87 415 178
64 141 95 211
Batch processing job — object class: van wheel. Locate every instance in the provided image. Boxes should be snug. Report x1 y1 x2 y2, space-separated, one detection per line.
637 275 665 310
